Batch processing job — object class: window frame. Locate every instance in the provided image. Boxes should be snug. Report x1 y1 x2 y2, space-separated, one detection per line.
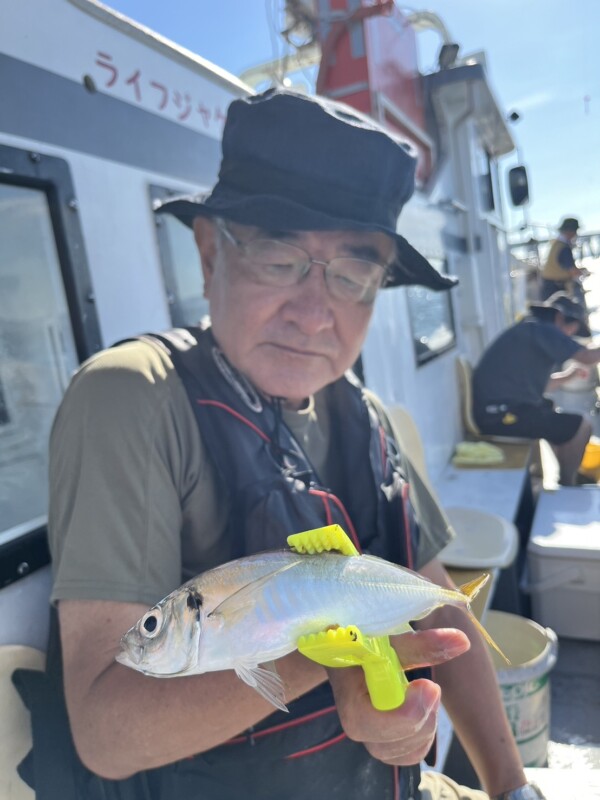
151 183 209 329
0 144 101 585
405 257 457 366
0 144 102 361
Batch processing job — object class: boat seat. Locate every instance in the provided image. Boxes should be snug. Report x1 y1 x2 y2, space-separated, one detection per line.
386 405 519 571
456 355 531 445
0 645 45 800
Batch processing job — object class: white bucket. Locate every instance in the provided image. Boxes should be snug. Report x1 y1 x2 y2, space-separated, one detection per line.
486 610 558 768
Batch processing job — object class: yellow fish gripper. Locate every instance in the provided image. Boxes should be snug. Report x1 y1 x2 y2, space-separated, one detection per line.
290 526 408 710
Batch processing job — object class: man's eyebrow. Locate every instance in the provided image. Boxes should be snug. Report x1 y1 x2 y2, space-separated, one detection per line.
341 243 392 264
259 228 296 240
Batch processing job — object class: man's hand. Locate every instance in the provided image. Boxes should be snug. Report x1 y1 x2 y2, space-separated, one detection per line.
562 363 589 381
328 627 469 765
547 361 590 389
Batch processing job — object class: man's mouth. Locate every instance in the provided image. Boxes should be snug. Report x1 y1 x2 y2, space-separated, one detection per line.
265 342 327 358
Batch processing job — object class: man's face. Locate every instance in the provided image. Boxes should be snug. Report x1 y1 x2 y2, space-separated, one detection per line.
561 319 581 337
194 219 394 408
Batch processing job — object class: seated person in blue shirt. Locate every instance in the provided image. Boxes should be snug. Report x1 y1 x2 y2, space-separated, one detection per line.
473 293 600 485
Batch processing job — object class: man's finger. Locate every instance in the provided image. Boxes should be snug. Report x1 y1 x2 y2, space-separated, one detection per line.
364 681 441 763
391 628 470 670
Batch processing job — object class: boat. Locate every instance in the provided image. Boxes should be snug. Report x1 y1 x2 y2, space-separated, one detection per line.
1 0 598 794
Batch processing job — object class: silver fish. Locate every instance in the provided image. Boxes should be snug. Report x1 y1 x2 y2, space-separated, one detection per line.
117 550 500 711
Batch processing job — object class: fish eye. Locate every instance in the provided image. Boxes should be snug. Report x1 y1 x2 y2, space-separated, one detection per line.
140 608 162 639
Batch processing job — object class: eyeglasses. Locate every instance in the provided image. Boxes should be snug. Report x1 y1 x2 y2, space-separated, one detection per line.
215 219 389 305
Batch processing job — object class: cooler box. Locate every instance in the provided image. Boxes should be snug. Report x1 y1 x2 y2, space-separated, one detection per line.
527 487 600 641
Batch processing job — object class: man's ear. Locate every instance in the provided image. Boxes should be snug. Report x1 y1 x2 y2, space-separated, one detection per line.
193 217 217 295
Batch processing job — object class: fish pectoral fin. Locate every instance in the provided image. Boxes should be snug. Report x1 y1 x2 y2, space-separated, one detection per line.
208 561 303 624
234 662 288 713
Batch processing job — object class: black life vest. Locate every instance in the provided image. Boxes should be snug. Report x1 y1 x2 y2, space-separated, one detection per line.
15 326 426 800
154 326 420 567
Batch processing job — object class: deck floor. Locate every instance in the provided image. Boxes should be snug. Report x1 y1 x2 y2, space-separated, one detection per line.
549 636 600 769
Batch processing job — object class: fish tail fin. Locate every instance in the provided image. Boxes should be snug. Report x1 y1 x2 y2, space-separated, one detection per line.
457 574 511 665
468 609 511 665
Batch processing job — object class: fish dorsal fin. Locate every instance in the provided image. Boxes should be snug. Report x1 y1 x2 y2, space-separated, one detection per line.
235 661 288 712
457 573 490 601
208 560 302 624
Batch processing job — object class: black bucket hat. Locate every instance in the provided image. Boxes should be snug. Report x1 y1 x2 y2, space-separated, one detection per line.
559 217 580 233
158 88 457 292
530 292 591 337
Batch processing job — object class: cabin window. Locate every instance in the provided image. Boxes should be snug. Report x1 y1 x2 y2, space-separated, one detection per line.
0 183 79 544
151 186 209 327
406 257 456 364
475 149 497 213
0 377 9 426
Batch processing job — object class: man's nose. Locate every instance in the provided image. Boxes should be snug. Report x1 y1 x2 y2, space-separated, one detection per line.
282 262 335 334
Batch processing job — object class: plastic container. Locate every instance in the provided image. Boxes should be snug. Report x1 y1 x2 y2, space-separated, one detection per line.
440 507 518 569
579 439 600 481
486 611 558 768
527 487 600 641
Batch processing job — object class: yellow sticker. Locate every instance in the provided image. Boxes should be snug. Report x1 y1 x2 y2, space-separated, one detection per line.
502 412 517 425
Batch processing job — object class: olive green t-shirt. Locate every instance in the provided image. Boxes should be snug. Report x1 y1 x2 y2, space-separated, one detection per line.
49 340 449 607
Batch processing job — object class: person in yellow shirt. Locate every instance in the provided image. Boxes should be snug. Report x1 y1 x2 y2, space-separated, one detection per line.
539 217 586 301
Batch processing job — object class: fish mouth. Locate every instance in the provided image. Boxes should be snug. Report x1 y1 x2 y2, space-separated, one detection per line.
115 648 194 677
116 642 143 668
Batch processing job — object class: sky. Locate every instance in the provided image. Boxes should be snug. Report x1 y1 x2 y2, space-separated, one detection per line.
106 0 600 238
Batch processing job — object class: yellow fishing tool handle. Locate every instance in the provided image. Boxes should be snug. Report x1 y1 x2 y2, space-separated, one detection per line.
287 524 360 557
298 625 409 711
289 526 408 710
361 633 409 711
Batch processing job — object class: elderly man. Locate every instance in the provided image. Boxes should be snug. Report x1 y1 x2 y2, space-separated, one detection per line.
21 90 543 800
